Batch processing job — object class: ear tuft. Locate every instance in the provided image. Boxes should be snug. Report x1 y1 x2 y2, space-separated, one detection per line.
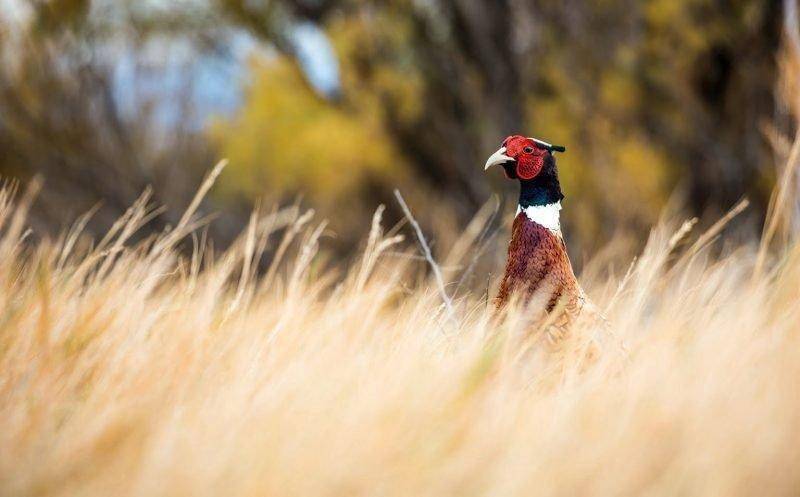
529 137 566 153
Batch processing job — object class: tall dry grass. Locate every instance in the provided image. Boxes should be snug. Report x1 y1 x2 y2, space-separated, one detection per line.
0 169 797 497
2 42 800 497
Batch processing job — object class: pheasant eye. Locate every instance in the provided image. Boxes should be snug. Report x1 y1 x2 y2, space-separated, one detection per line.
523 146 534 154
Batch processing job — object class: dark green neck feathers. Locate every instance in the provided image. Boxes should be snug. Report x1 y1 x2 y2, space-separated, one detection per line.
518 154 564 208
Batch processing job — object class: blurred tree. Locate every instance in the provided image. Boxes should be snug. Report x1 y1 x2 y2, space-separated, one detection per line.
0 0 786 256
217 0 782 249
210 54 405 245
0 1 233 239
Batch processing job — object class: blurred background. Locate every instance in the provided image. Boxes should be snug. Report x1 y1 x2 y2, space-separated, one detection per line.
0 0 790 264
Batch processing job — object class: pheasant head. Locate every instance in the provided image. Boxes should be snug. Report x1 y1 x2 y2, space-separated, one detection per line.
484 135 566 209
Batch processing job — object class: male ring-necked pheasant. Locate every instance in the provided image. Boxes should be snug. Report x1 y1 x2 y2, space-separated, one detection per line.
484 135 594 344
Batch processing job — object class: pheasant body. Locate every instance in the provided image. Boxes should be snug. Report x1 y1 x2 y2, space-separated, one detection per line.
496 209 581 313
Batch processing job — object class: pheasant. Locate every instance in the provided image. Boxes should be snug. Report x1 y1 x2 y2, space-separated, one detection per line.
484 135 594 346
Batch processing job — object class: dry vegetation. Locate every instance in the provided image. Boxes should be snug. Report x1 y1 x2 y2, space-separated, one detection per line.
0 156 798 497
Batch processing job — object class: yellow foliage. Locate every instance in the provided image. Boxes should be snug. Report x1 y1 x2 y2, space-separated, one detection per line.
599 70 641 114
528 93 672 241
210 56 401 206
613 134 672 215
327 12 425 127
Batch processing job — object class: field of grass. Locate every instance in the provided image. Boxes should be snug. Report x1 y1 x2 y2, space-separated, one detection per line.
0 142 799 497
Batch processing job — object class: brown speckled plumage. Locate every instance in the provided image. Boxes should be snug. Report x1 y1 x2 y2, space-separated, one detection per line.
496 212 599 352
496 213 582 312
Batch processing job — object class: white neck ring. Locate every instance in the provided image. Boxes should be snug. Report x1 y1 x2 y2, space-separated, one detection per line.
516 202 562 233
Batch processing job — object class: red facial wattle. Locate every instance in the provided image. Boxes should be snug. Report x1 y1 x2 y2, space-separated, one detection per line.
504 136 546 180
516 154 544 180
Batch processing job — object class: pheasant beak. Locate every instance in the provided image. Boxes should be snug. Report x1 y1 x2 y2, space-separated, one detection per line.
484 147 513 170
